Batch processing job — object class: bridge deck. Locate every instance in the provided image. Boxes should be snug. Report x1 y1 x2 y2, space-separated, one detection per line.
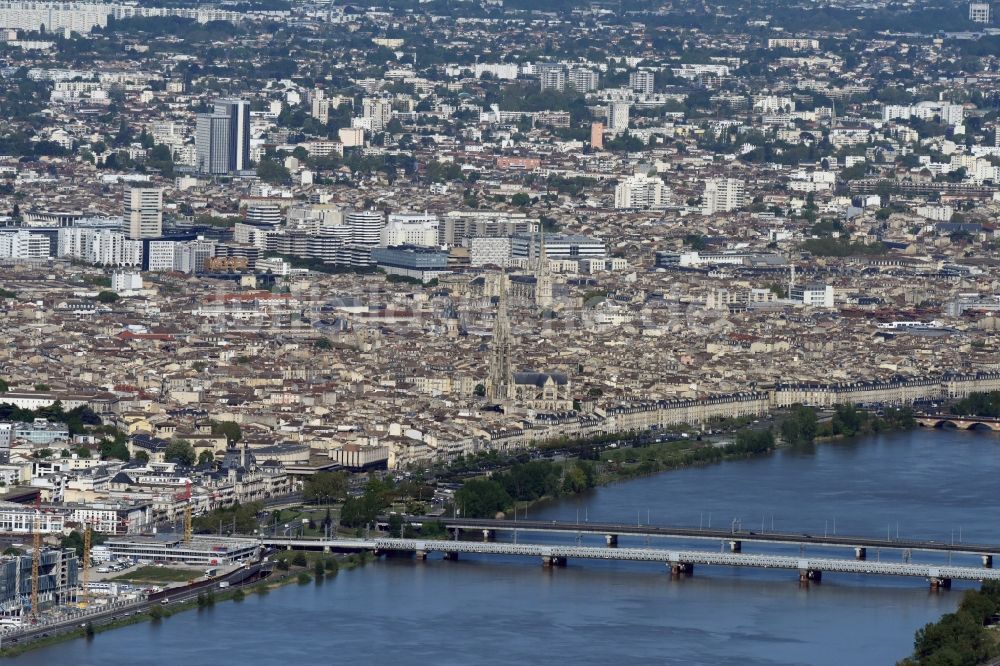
398 516 1000 557
262 537 999 583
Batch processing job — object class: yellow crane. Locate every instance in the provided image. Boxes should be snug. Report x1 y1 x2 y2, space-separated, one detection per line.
30 498 40 620
184 481 192 544
78 523 92 609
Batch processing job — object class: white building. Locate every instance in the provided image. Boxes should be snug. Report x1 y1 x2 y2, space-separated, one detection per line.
608 101 630 133
0 230 50 259
568 67 599 93
147 240 177 271
382 214 439 247
111 271 142 292
791 283 834 308
512 233 606 261
970 2 991 22
361 98 393 133
57 228 141 266
883 102 964 126
468 237 512 267
124 186 163 239
346 210 385 246
614 174 666 209
629 70 654 95
0 1 110 33
701 177 746 214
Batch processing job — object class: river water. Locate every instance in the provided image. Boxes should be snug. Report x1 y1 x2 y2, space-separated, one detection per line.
14 428 1000 666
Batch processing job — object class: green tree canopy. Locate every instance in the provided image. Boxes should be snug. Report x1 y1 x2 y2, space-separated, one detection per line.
164 439 196 466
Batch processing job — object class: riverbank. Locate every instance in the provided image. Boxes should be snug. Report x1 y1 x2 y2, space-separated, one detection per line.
453 408 918 519
0 551 377 658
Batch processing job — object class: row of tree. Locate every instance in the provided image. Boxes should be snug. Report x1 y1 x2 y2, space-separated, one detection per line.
902 582 1000 665
952 391 1000 418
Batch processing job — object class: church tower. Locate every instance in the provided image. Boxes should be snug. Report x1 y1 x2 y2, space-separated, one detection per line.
535 228 553 309
486 272 515 403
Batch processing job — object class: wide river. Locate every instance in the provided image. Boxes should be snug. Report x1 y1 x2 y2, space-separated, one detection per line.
14 428 1000 665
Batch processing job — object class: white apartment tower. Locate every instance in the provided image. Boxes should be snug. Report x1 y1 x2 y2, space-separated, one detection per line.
614 174 666 209
701 178 746 215
568 68 599 93
608 102 630 133
970 2 991 22
362 98 393 133
538 65 566 91
346 210 386 246
124 186 163 239
629 70 655 95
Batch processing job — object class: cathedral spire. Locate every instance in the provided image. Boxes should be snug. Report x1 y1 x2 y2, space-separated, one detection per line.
535 227 553 308
486 272 515 403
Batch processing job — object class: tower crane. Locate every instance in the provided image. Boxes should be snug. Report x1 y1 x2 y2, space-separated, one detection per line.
29 496 40 620
79 522 92 609
183 481 192 544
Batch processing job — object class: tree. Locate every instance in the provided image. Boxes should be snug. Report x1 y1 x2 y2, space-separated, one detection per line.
197 450 215 466
0 378 8 393
511 192 531 207
455 478 511 518
164 439 196 466
257 158 291 184
96 291 119 304
211 421 242 445
303 471 348 503
135 450 150 464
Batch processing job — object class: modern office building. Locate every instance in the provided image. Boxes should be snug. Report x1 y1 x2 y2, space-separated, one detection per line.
245 203 283 226
791 283 835 308
371 245 451 282
196 98 250 175
512 233 607 261
0 548 78 612
382 214 439 247
468 237 512 267
124 186 163 239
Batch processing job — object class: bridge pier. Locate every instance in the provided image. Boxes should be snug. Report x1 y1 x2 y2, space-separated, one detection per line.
729 540 742 553
798 569 822 584
415 550 427 561
854 547 866 561
443 551 459 561
542 556 567 568
323 546 331 553
482 529 495 542
983 555 993 569
668 562 694 578
929 577 952 591
605 534 618 548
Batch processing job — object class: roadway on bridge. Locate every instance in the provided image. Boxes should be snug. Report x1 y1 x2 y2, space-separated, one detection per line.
404 516 1000 558
260 536 1000 585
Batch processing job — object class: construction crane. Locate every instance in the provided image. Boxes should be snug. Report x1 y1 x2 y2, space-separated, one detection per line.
183 481 192 544
30 497 40 620
78 523 92 609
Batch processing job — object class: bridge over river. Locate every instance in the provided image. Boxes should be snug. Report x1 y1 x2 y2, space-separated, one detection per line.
378 516 1000 563
261 535 1000 589
915 413 1000 431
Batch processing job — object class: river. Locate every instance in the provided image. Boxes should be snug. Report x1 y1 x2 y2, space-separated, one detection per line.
14 428 1000 666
